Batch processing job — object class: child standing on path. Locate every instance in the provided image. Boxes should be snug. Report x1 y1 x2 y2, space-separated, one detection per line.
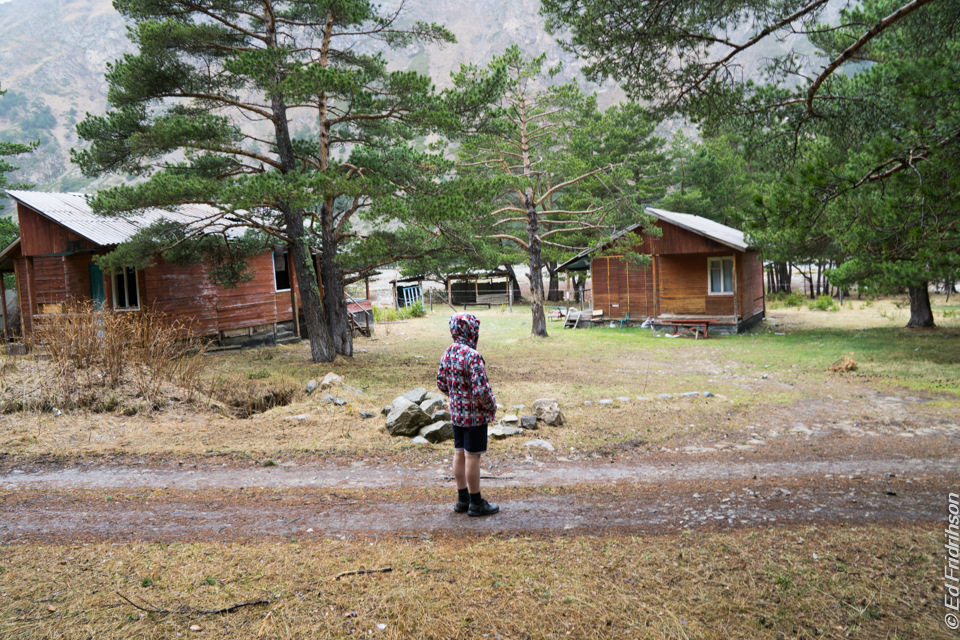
437 313 500 517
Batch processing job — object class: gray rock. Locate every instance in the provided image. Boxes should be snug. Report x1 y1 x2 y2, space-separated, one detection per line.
385 398 432 437
489 425 525 439
320 372 342 390
500 413 520 426
657 393 672 400
520 415 538 430
305 379 318 394
382 405 392 416
583 401 593 406
410 436 430 444
423 391 446 404
511 404 526 410
286 414 312 421
703 391 715 398
419 420 454 443
598 399 613 405
420 397 445 416
636 397 651 402
359 411 374 419
532 398 565 426
401 387 428 404
616 396 631 402
531 398 558 414
524 439 555 451
680 392 700 398
432 409 451 422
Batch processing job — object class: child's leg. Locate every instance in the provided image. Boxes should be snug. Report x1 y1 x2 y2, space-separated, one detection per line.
453 449 467 490
465 453 481 494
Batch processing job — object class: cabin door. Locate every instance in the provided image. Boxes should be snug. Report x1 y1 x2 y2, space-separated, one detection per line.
89 263 105 310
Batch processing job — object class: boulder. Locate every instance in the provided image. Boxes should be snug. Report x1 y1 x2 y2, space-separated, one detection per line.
323 394 346 406
305 379 318 394
410 436 430 444
381 405 392 416
419 420 454 443
401 387 428 404
432 409 451 422
520 415 538 430
532 398 565 427
385 398 432 437
500 413 520 426
420 397 445 416
423 391 446 404
524 439 555 451
489 425 525 439
320 372 342 390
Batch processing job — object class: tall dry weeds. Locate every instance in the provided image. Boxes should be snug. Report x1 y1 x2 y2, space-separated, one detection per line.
5 301 211 412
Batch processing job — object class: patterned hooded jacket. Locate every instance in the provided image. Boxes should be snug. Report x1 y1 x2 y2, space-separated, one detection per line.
437 314 496 427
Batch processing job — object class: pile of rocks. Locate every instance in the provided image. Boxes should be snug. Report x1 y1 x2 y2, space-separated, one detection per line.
490 398 565 440
384 392 566 444
383 388 453 443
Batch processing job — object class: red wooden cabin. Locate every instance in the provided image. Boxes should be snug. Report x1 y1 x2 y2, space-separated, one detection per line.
0 190 312 344
559 208 765 334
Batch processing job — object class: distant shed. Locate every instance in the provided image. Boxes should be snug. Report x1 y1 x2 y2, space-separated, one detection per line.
445 270 519 307
559 208 765 334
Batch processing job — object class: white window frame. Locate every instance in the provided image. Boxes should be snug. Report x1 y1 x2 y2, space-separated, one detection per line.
112 266 140 311
273 251 291 292
707 257 735 296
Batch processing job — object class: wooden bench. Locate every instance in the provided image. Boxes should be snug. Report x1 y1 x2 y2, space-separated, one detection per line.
462 302 491 310
658 318 717 339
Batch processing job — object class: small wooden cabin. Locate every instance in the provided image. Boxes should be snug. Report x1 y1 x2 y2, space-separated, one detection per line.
0 190 313 344
559 208 765 334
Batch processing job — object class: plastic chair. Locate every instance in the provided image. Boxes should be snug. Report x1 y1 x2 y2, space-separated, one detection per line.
617 313 630 328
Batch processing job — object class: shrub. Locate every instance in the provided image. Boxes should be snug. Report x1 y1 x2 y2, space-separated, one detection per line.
372 305 402 322
2 301 210 413
808 295 839 312
768 292 805 309
408 301 427 318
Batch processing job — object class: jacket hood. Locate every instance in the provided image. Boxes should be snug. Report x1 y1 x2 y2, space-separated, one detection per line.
449 313 480 349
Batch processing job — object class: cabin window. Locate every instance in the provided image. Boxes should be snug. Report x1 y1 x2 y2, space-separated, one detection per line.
708 257 734 295
112 267 140 310
274 252 291 292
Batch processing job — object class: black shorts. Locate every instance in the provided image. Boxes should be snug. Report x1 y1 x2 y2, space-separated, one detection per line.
453 424 488 455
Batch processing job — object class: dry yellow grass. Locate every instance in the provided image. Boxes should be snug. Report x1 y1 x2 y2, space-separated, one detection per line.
0 295 956 460
0 524 946 639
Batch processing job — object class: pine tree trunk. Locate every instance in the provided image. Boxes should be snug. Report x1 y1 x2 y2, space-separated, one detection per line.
546 261 560 301
284 206 335 362
906 284 935 328
525 190 548 338
320 203 353 357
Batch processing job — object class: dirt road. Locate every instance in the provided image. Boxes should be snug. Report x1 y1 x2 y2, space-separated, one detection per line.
2 448 956 542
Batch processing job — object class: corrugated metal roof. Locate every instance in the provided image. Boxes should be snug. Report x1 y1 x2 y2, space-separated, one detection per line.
646 207 748 252
5 190 243 247
557 207 751 271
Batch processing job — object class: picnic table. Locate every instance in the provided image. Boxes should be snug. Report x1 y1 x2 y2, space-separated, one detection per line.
658 318 717 339
546 306 566 321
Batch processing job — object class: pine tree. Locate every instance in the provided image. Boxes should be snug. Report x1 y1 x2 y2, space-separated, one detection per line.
73 0 496 360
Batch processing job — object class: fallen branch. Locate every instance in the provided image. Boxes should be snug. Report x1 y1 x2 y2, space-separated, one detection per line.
116 591 270 615
332 566 393 581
